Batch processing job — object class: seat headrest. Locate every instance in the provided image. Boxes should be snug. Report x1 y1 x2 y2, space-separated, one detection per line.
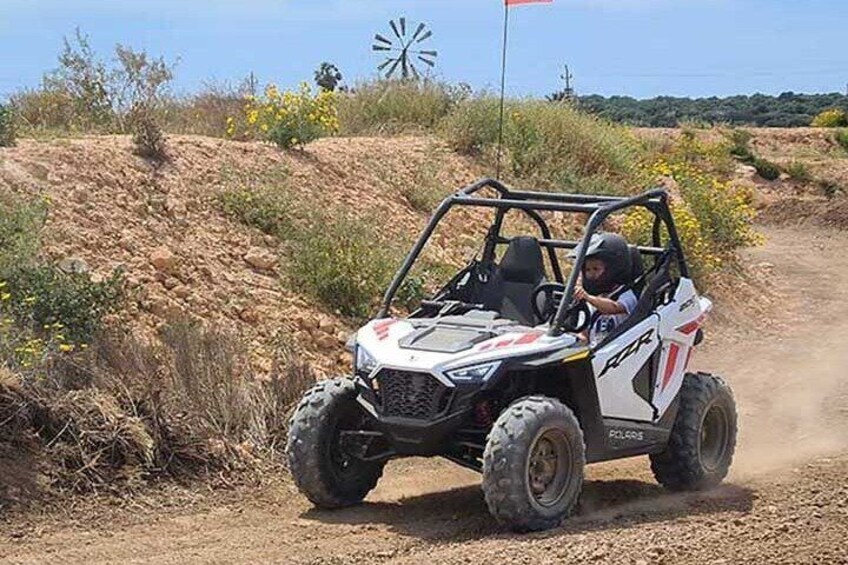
501 236 545 284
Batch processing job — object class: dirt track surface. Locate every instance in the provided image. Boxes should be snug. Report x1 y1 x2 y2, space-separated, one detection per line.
2 226 848 563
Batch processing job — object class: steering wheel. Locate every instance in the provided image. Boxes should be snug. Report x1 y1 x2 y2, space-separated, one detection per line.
531 283 592 333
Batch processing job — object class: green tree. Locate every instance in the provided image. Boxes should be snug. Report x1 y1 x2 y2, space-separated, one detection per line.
314 62 343 92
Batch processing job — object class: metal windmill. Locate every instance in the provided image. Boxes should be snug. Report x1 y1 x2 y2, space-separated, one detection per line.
372 18 437 80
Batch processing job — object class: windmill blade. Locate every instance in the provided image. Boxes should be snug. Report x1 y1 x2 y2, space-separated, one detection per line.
400 17 406 37
385 57 403 78
417 56 436 68
410 61 421 80
417 50 438 58
374 33 393 46
372 44 392 51
411 23 427 42
377 58 396 72
415 30 433 43
389 19 402 40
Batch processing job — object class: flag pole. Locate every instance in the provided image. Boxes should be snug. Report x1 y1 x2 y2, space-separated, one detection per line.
496 2 510 180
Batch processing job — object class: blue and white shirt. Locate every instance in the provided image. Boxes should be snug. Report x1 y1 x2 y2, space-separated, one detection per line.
589 287 638 347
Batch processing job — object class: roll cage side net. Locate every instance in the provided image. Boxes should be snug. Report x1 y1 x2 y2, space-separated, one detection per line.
378 178 688 337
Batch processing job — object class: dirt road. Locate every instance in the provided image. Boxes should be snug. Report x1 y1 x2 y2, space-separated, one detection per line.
2 226 847 564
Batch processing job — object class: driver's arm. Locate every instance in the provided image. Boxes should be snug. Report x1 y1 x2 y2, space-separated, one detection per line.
574 286 627 315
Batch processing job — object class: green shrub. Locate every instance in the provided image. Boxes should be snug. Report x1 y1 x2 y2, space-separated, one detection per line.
785 161 812 182
441 97 642 193
0 104 16 147
218 188 295 238
835 129 848 152
14 30 175 136
43 28 116 131
230 83 338 149
10 88 77 134
753 158 781 181
811 108 848 128
338 80 465 136
819 178 844 199
2 266 125 346
217 166 293 237
129 103 167 159
0 194 45 275
724 129 781 180
288 212 397 318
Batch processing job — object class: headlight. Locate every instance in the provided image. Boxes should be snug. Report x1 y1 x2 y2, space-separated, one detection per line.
446 361 501 383
355 345 378 374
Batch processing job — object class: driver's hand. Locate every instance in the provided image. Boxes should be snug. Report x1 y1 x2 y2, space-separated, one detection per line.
574 285 587 302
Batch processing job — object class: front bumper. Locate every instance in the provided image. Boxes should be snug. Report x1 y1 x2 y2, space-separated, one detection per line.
354 374 479 456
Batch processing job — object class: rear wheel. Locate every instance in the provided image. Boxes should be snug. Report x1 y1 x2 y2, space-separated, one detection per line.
286 378 384 508
482 396 585 532
650 372 737 491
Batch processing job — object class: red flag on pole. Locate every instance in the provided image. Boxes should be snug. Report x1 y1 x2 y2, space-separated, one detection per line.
505 0 553 5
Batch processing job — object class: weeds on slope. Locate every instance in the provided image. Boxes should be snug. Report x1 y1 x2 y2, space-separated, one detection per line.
0 191 313 502
0 322 313 499
337 80 468 136
442 97 643 194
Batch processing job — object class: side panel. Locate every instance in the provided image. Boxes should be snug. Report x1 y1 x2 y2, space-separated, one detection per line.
591 315 660 422
653 278 710 418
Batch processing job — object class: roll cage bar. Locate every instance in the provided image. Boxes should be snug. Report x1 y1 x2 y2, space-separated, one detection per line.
378 178 688 338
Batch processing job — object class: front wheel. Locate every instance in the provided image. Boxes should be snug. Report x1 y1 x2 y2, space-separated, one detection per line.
286 378 384 508
482 396 586 532
650 372 738 491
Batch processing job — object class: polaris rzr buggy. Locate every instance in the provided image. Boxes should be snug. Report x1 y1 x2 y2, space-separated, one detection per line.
286 178 737 532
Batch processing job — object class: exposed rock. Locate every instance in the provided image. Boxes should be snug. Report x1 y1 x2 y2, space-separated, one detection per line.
150 246 178 273
172 285 191 299
58 256 90 274
244 247 277 271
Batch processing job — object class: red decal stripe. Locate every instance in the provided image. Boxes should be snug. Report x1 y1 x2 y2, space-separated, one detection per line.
676 313 707 335
514 331 543 345
373 319 398 340
374 319 397 331
661 344 680 391
495 340 513 349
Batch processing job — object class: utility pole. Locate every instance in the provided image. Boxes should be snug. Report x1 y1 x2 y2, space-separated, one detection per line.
560 64 575 102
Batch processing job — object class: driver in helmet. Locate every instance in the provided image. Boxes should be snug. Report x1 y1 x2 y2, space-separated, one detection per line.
573 233 638 346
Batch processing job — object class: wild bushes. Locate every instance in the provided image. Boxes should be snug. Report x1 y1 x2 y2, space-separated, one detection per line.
0 104 16 147
726 129 782 180
0 322 314 497
812 108 848 128
219 180 398 318
13 29 174 158
337 80 467 135
229 83 340 149
835 129 848 152
442 98 643 193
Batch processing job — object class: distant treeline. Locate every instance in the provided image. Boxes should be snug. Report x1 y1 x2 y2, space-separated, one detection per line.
569 92 848 127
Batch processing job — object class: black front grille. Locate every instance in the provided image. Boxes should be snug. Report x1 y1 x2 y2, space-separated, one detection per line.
376 369 450 420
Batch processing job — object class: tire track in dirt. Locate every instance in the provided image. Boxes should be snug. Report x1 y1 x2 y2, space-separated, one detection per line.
2 226 848 564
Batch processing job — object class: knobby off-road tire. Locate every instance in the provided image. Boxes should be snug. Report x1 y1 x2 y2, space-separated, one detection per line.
650 372 737 491
482 396 586 532
286 378 384 508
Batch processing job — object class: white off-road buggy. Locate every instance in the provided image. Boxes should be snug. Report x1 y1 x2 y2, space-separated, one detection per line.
287 178 737 532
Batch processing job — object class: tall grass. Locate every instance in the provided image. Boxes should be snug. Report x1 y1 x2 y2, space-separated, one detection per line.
441 97 644 193
337 80 467 136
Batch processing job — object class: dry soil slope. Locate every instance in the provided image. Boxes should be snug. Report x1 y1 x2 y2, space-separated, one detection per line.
0 135 487 375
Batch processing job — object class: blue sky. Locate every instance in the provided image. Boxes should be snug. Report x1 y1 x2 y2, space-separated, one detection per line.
1 0 846 100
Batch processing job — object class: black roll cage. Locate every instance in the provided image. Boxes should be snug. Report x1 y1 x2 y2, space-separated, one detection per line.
378 178 688 337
